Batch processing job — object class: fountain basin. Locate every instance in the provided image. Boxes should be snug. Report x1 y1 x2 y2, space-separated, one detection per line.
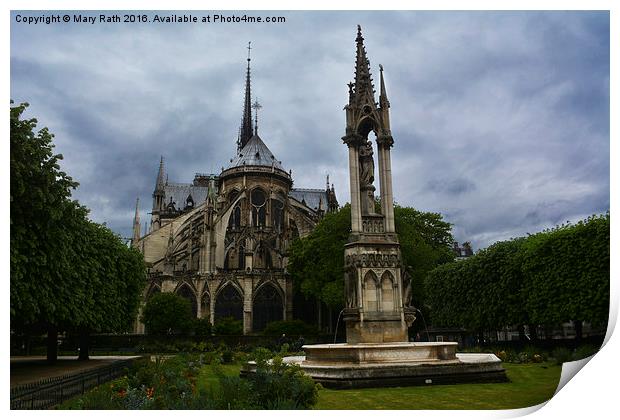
241 342 507 389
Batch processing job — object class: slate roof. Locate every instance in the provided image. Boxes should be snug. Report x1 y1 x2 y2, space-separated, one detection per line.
289 188 329 212
228 134 285 170
164 183 210 209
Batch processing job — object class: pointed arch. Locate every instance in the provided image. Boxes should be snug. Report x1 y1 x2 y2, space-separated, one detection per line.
251 187 267 227
238 245 245 269
145 284 161 301
200 291 211 320
252 282 284 331
215 283 243 321
363 270 379 312
356 115 378 139
380 271 395 312
175 282 198 318
228 202 242 230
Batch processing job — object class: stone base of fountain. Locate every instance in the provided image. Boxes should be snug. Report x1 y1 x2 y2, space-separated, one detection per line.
241 342 507 389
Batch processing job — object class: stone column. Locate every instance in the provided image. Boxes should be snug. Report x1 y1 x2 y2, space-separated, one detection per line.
348 145 362 233
376 145 388 218
285 278 293 321
209 292 216 326
243 277 253 334
384 146 396 233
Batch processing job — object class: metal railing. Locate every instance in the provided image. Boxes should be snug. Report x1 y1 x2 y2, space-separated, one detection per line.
10 357 143 410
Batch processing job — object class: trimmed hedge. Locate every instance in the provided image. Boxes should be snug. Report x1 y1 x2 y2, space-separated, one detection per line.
425 213 609 334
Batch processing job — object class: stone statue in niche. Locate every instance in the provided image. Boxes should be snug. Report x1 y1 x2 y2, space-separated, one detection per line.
344 268 358 308
401 267 414 309
359 141 375 187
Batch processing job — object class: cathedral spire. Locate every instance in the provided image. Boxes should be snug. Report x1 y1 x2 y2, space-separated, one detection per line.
239 41 254 149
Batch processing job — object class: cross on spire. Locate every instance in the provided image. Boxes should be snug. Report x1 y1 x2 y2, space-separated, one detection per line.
252 99 262 135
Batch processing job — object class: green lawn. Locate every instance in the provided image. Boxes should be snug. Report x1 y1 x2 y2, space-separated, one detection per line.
197 362 561 410
197 363 242 392
315 363 561 410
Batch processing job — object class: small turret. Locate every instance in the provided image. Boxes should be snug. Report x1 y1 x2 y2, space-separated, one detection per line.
151 156 166 231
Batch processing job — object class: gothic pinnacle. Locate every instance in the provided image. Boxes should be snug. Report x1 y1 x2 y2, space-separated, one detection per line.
353 25 374 101
156 156 165 189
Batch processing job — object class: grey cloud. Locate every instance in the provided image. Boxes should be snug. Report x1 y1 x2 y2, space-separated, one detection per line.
11 11 609 249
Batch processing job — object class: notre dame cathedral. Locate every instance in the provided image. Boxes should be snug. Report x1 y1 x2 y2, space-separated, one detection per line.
131 45 338 334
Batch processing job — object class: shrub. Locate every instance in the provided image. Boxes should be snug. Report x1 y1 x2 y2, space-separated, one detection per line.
249 346 274 364
204 371 258 409
574 344 598 360
62 354 207 409
551 347 573 365
222 349 234 364
194 318 212 336
251 356 321 409
141 293 194 335
204 354 320 409
262 320 318 336
213 317 243 335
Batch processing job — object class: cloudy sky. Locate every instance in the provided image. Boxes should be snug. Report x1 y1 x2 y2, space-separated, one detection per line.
10 11 609 250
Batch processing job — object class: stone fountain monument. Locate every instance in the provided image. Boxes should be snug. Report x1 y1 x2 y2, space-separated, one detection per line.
244 26 507 389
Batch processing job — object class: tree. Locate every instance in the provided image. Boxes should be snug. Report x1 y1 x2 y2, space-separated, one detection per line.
288 203 454 312
394 205 454 309
288 205 351 308
141 293 194 335
522 214 609 342
425 213 609 344
70 221 146 359
425 239 529 340
11 102 146 362
11 101 84 362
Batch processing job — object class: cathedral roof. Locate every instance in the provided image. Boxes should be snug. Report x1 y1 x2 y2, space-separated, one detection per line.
227 134 285 170
164 183 210 209
289 188 328 212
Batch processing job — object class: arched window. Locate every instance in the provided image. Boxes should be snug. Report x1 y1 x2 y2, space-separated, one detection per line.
271 199 284 232
363 271 378 312
251 189 266 227
176 284 197 318
215 284 243 321
238 246 245 269
146 285 161 301
265 249 273 269
228 203 242 230
252 284 283 331
290 220 299 240
229 189 240 202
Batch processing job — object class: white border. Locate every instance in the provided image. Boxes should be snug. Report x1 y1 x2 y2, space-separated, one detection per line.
4 1 617 419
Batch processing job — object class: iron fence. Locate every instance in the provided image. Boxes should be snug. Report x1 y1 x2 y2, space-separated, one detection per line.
10 357 144 410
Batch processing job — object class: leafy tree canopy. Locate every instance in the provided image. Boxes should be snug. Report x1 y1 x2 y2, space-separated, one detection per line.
11 102 146 336
141 292 194 335
425 213 609 333
288 203 454 309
